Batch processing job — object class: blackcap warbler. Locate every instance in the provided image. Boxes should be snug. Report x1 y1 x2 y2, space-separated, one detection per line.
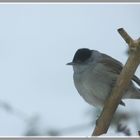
67 48 140 108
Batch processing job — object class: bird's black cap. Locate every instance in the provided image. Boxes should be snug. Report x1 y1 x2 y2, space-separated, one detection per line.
67 48 92 65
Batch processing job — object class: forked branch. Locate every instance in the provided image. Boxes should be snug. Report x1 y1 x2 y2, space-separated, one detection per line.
92 28 140 136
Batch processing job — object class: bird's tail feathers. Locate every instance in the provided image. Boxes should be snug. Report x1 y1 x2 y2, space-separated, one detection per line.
123 87 140 99
130 88 140 99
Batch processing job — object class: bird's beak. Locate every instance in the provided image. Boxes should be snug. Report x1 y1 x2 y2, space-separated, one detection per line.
66 62 75 65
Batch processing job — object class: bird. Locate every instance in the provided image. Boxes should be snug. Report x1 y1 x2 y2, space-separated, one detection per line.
67 48 140 108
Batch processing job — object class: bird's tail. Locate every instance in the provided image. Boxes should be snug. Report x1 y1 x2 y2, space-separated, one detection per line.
123 87 140 99
130 91 140 99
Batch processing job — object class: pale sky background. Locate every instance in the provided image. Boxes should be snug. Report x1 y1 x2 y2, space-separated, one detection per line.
0 3 140 136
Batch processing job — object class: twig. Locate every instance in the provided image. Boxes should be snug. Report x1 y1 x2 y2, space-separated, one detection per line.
118 28 134 46
138 131 140 136
92 28 140 136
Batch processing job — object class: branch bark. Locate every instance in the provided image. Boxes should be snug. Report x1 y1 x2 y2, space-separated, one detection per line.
92 28 140 136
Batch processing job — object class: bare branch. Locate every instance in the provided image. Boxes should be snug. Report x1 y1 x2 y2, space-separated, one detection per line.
118 28 140 49
118 28 134 45
92 28 140 136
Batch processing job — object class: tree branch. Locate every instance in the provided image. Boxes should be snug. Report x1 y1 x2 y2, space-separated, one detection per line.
92 28 140 136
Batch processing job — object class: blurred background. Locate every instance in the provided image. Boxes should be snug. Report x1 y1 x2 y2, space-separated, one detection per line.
0 3 140 136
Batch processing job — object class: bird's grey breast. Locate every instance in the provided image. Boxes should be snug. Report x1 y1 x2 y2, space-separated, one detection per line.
73 63 115 107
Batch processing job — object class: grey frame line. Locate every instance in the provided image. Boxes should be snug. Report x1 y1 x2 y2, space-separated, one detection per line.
0 0 140 2
0 137 139 139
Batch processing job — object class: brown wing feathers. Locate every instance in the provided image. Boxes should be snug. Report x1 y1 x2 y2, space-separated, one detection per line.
100 53 140 86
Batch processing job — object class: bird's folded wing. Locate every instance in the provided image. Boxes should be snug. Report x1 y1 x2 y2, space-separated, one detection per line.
100 53 140 86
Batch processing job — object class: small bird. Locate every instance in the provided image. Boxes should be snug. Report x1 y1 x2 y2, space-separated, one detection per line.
67 48 140 108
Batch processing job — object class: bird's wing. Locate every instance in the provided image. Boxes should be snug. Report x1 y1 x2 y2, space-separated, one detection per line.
100 53 140 86
132 75 140 86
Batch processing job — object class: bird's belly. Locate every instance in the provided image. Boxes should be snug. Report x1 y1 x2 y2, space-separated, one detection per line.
74 68 113 108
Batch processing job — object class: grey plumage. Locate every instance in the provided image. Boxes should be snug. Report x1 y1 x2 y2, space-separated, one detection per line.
67 48 140 108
